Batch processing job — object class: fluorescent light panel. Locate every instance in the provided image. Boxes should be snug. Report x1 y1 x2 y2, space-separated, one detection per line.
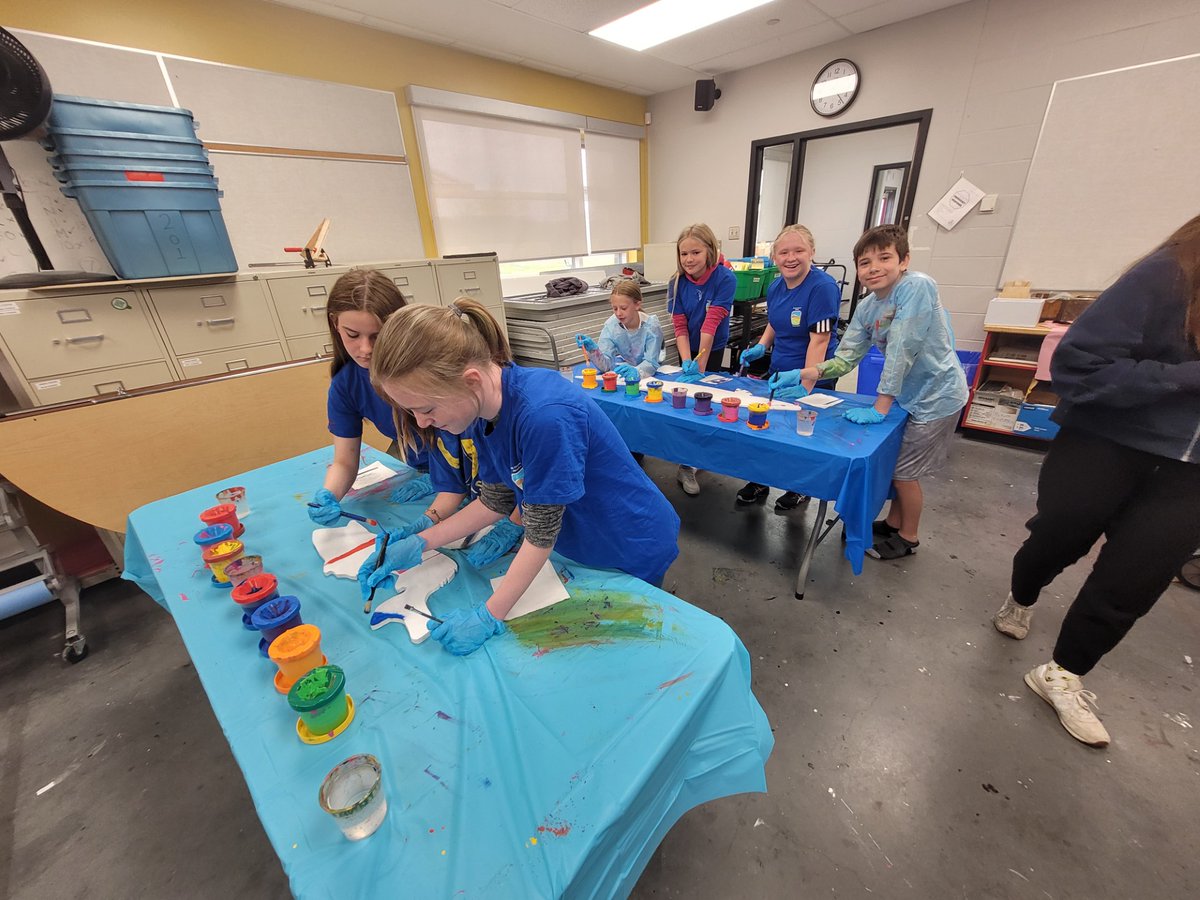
590 0 775 52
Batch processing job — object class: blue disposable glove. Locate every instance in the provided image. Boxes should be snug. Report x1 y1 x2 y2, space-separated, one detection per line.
775 385 810 401
575 333 598 352
843 406 887 425
394 513 433 540
389 473 434 504
740 343 766 366
676 359 703 384
357 531 426 599
428 604 505 656
767 369 800 392
464 519 524 568
614 363 640 382
308 489 343 526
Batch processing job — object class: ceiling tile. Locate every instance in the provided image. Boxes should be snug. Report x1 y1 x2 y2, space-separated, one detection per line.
509 0 650 33
838 0 966 34
696 20 853 74
651 1 832 67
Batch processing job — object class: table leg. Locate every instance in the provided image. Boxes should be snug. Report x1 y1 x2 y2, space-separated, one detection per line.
794 499 828 599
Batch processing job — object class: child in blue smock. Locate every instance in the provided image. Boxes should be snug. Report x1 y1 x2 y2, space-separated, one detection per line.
773 224 968 560
736 224 841 511
574 279 664 382
307 269 431 528
358 298 681 656
668 223 737 496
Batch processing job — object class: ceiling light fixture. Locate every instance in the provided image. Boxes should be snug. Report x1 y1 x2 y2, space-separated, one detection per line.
590 0 776 52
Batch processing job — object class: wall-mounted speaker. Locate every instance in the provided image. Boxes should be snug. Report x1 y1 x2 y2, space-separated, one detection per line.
694 79 721 111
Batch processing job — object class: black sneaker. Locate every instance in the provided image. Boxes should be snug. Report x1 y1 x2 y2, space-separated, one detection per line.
872 519 900 536
736 482 770 505
774 491 809 511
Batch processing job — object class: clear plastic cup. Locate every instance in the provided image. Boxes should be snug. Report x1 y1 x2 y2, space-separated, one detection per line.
319 754 387 840
796 410 817 436
216 486 250 518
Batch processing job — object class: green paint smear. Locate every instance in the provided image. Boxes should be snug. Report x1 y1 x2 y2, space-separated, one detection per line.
295 668 333 700
508 590 663 656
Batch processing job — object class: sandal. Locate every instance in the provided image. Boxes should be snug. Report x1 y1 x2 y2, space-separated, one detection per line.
872 519 900 537
866 534 919 560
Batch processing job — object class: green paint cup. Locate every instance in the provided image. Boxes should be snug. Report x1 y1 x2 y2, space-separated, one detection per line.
287 664 348 735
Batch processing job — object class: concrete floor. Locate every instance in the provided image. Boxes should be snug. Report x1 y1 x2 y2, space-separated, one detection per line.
3 435 1198 899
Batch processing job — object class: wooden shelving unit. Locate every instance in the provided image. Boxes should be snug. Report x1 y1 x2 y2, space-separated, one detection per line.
962 324 1062 442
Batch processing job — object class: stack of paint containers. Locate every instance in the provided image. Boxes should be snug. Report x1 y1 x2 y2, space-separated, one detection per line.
40 95 236 278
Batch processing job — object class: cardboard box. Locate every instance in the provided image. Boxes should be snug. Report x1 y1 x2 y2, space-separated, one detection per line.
1013 403 1060 439
984 297 1045 328
964 380 1024 431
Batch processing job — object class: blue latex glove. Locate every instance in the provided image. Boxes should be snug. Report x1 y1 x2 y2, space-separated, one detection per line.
740 343 766 366
676 359 703 384
389 474 434 504
428 604 505 656
843 406 887 425
614 363 640 382
767 369 801 392
575 333 598 352
308 489 343 526
357 532 426 599
395 513 433 540
775 384 810 401
464 519 525 568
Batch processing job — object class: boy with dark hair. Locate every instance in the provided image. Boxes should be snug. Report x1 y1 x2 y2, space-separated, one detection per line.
769 224 968 559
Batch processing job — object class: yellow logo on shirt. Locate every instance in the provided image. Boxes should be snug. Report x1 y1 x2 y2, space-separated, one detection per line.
790 307 803 328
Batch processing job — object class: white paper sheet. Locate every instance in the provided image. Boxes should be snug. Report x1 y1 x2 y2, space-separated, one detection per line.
798 393 843 409
928 176 985 231
491 560 570 620
349 460 398 492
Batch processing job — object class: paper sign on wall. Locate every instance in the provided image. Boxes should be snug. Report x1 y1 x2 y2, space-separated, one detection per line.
928 176 985 231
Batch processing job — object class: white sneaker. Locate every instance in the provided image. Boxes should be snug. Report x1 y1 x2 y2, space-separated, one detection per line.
677 465 700 496
993 593 1032 640
1024 663 1111 748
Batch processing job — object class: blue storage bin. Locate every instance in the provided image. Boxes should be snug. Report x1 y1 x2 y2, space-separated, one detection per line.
61 181 236 279
48 148 211 167
49 95 198 138
53 162 217 187
856 347 981 396
41 127 207 157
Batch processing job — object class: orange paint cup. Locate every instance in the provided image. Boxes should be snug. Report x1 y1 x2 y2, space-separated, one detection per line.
202 539 245 586
269 624 327 694
581 367 598 389
200 502 244 538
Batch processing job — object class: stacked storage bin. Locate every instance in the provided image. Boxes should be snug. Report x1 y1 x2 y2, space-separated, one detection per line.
40 96 237 278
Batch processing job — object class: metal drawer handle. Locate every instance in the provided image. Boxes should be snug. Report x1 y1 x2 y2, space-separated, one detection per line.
64 334 105 344
201 317 236 327
304 304 327 314
460 286 481 294
94 381 127 395
225 359 249 371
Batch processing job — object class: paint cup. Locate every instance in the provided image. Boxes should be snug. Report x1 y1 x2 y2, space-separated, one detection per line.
194 523 234 565
624 376 641 397
747 400 770 430
718 396 741 423
581 367 598 389
216 486 250 519
232 573 279 629
199 502 243 538
671 387 688 409
644 380 664 403
289 664 350 736
202 539 245 587
223 554 264 588
251 595 303 657
796 409 817 436
319 754 387 841
693 391 714 415
601 371 618 392
269 624 327 694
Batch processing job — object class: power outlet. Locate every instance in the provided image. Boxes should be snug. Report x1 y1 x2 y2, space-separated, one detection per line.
728 226 741 241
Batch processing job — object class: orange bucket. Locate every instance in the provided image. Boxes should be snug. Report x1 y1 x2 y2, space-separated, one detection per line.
202 539 245 585
269 624 327 694
200 502 243 538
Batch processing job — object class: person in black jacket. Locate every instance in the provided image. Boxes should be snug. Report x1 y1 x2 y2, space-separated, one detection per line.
992 214 1200 748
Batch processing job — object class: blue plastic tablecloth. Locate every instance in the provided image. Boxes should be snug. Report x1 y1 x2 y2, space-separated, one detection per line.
123 446 773 899
579 365 907 573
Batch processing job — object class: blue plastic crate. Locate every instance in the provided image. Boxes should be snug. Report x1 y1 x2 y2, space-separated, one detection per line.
49 147 211 168
60 180 236 279
856 347 980 396
41 127 207 157
53 162 217 187
49 95 198 138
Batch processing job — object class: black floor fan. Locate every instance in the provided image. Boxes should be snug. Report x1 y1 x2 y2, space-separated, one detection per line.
0 27 115 287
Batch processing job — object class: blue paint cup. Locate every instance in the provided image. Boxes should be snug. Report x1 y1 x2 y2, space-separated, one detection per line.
194 523 234 549
251 595 302 657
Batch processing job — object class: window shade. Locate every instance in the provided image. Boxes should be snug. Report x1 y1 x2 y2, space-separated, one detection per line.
584 132 641 254
413 106 587 260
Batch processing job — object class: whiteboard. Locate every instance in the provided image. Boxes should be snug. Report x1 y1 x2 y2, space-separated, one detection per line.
1001 54 1200 291
14 29 173 105
210 153 423 266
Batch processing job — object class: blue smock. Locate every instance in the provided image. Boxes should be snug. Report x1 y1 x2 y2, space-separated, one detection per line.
326 361 428 469
588 313 664 379
667 266 737 354
824 271 968 423
478 365 680 584
765 267 841 374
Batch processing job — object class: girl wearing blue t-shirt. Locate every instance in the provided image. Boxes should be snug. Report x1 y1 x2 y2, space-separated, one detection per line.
306 269 431 527
668 223 737 496
357 298 681 656
736 225 841 510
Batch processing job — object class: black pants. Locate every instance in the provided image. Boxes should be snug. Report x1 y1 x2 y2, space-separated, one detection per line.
1010 427 1200 675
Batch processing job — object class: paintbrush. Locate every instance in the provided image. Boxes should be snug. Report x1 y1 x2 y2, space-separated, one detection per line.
308 504 378 527
363 530 391 614
403 603 445 625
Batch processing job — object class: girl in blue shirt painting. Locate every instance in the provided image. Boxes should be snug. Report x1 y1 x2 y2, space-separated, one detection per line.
358 298 681 656
736 225 841 511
